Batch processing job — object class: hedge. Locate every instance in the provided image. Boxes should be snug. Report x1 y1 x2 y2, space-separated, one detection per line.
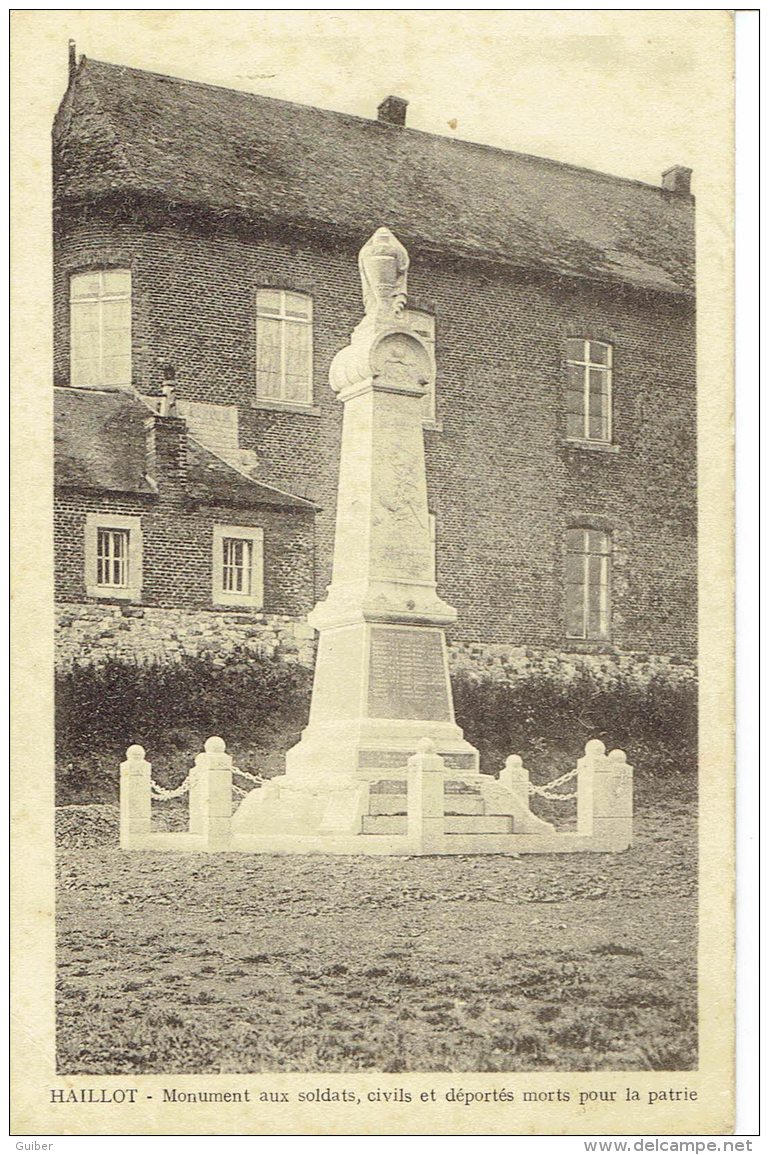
55 649 697 805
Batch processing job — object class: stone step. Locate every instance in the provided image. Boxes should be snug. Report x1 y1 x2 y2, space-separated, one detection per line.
362 814 513 835
369 795 485 816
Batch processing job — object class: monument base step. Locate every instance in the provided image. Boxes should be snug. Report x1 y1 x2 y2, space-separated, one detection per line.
369 794 484 815
361 814 513 835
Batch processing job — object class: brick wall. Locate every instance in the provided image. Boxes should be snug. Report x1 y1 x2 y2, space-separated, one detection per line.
176 400 241 464
54 207 696 658
54 490 315 617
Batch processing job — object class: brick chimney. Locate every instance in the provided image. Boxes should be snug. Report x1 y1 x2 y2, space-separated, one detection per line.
377 95 408 126
144 413 187 490
661 166 693 195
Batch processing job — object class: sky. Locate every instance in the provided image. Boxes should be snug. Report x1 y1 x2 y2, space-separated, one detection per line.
15 10 733 192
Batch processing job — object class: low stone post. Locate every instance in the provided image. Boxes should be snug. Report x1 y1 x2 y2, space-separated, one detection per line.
577 740 633 849
594 749 633 848
189 736 233 851
407 738 446 854
500 754 530 797
119 745 152 848
576 739 605 836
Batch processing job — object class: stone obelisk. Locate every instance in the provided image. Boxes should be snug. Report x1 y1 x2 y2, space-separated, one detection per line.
284 227 479 784
232 228 478 839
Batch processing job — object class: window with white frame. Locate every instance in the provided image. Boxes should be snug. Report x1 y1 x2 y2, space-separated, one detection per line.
403 308 437 424
70 269 132 387
565 338 612 442
565 527 611 640
255 289 313 405
213 525 264 607
85 513 142 600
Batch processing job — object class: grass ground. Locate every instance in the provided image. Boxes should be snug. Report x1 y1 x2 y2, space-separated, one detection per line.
56 792 696 1074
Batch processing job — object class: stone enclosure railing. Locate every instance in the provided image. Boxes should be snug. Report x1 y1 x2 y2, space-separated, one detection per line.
120 737 633 855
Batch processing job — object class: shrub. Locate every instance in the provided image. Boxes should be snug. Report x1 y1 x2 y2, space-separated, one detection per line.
55 648 313 804
56 649 697 805
452 665 698 797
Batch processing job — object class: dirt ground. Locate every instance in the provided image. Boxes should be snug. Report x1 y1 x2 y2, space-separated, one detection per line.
56 795 697 1074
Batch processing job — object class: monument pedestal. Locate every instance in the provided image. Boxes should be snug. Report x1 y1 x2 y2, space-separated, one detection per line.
233 228 478 839
284 622 478 782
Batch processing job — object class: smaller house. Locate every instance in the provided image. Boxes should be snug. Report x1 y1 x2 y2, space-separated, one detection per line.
54 386 319 666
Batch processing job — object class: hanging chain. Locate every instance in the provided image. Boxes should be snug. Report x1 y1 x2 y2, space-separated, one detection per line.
528 765 579 801
150 766 265 801
150 772 195 800
232 767 267 786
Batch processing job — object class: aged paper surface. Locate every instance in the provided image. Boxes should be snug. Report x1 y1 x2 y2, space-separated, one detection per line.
10 10 735 1136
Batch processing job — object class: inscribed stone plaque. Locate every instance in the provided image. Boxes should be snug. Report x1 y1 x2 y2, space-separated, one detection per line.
367 627 451 720
358 750 476 770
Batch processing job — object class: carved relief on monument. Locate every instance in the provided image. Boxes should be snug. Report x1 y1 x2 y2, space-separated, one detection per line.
370 331 430 392
371 405 432 581
377 442 427 530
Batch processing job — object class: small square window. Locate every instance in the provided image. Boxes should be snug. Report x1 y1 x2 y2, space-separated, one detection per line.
96 528 130 588
213 525 264 607
85 514 142 600
222 537 255 596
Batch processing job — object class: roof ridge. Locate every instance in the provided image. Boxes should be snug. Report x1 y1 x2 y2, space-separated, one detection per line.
80 56 680 197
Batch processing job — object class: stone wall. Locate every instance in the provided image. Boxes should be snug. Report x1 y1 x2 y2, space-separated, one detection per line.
55 602 696 684
55 602 318 668
448 639 696 685
55 208 696 657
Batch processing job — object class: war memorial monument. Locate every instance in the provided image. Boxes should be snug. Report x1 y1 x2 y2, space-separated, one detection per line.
120 228 634 856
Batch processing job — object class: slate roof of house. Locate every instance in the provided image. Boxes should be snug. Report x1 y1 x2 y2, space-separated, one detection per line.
54 58 695 297
54 387 316 510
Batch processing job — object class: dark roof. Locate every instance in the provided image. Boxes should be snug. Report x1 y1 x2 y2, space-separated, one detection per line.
54 58 694 297
55 386 156 494
54 387 316 510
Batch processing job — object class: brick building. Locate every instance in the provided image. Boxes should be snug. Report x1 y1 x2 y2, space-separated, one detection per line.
52 52 697 669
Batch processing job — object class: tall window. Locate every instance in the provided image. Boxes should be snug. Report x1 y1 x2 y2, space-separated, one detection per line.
70 269 131 387
256 289 313 405
403 308 437 424
222 537 255 596
213 524 264 607
565 338 612 442
565 528 611 640
96 528 129 588
85 514 142 600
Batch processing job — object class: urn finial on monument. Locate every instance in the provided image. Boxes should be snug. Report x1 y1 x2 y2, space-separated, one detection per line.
330 228 430 399
359 226 409 319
